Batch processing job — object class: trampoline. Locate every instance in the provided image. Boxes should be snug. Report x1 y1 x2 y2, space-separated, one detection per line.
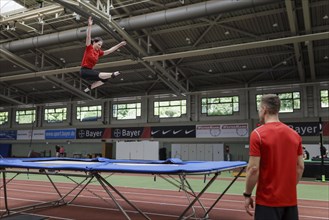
0 157 247 220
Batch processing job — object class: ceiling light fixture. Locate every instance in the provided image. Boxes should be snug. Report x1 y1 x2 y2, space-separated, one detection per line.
323 15 328 20
324 56 328 60
185 37 191 44
242 65 247 69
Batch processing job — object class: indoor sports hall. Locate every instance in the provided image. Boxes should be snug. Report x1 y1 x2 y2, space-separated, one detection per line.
0 0 328 219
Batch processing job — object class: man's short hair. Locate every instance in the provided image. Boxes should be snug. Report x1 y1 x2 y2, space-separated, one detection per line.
261 94 281 114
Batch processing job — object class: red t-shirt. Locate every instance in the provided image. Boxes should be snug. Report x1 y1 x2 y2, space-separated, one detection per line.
249 122 302 207
81 44 104 69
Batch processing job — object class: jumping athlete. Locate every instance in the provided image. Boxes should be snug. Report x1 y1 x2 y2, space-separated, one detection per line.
80 16 126 92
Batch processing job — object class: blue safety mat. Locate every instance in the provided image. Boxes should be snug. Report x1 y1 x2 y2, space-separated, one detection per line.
0 157 246 174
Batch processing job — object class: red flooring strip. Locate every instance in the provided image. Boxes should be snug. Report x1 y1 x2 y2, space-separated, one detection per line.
0 179 328 220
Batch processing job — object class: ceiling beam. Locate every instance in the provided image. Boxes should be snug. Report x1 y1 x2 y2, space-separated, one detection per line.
0 5 64 23
285 0 305 82
143 31 329 62
0 48 37 71
188 66 294 79
0 59 137 82
43 76 96 100
302 0 316 81
0 94 25 105
248 55 295 83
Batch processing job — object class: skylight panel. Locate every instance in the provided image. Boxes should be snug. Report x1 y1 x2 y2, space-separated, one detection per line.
0 0 25 16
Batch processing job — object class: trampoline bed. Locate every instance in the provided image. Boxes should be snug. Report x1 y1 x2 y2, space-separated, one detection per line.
0 158 247 219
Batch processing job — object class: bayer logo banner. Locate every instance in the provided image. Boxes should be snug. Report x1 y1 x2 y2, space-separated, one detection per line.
111 127 150 139
196 123 249 138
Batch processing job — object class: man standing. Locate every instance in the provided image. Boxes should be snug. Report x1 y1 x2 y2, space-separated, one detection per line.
55 145 60 157
244 94 304 220
302 147 310 160
59 145 65 157
224 145 232 161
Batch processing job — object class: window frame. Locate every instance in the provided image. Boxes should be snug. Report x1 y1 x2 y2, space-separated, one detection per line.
112 102 142 120
201 96 239 116
154 99 187 118
44 107 67 123
320 89 329 108
76 105 102 122
15 109 36 124
0 111 9 125
256 92 301 113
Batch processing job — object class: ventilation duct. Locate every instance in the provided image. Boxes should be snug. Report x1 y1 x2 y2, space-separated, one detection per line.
2 0 279 52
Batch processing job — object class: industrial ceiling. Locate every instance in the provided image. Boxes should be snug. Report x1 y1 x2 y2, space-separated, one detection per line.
0 0 328 107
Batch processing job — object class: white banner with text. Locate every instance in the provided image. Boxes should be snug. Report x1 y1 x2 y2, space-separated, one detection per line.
196 123 249 138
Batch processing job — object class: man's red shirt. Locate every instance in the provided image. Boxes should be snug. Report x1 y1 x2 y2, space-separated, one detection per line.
250 122 302 207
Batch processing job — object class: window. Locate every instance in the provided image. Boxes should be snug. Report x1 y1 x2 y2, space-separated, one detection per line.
77 105 102 121
16 109 36 124
113 103 141 120
45 107 67 123
256 92 301 113
154 100 186 118
0 0 25 15
320 90 329 108
0 111 8 125
201 96 239 116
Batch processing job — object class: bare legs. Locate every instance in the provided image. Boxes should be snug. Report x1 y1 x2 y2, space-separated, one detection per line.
90 81 105 89
84 71 120 92
99 71 120 80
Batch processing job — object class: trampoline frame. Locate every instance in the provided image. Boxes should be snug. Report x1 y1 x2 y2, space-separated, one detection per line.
0 159 246 220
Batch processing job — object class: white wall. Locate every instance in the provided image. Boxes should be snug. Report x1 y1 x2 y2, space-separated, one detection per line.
171 143 224 161
303 144 329 159
11 142 102 158
116 141 159 160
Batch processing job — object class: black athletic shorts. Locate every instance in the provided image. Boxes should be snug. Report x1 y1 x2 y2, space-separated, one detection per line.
255 204 298 220
80 67 108 82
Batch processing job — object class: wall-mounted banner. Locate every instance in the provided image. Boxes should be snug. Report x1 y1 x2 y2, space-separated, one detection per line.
76 128 111 139
111 127 150 139
151 126 195 138
17 130 45 140
45 129 76 139
0 130 17 140
196 123 249 138
285 122 320 136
